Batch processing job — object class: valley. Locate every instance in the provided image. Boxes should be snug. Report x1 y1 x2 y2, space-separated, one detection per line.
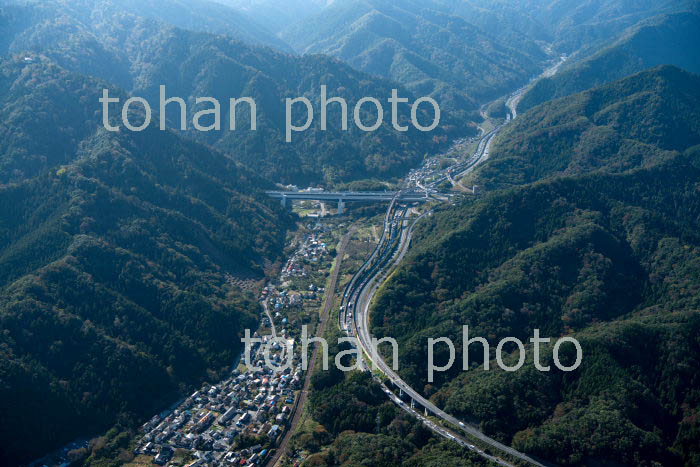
2 0 700 466
259 60 570 467
105 67 533 466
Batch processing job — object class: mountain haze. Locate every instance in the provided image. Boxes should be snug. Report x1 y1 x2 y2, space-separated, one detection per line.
1 1 458 184
491 0 699 54
216 0 332 34
0 0 291 51
280 0 548 118
520 11 700 111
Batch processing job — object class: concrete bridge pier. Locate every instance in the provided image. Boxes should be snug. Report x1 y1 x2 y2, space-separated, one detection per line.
337 199 345 215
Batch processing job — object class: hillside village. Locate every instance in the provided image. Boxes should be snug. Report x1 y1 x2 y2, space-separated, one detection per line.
132 222 337 467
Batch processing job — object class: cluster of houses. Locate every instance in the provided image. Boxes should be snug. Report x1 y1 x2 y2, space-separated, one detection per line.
281 231 329 280
407 157 441 186
407 136 479 187
134 221 335 467
262 284 324 314
136 332 303 466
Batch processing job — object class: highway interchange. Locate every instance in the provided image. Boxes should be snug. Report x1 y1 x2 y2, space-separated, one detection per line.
335 72 564 466
269 56 568 467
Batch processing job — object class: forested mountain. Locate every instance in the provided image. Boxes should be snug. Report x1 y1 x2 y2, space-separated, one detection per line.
519 12 700 111
293 330 489 466
0 0 458 185
274 0 697 119
280 0 548 118
0 2 463 462
0 56 291 465
369 65 700 465
469 66 700 189
429 0 552 45
216 0 331 34
372 149 700 465
127 40 456 185
0 0 290 51
2 1 699 465
483 0 699 54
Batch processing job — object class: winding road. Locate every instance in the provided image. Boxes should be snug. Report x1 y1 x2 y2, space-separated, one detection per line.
340 59 568 466
273 55 568 466
347 202 547 466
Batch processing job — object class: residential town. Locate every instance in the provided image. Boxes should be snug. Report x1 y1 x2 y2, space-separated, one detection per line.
135 336 301 466
132 222 336 467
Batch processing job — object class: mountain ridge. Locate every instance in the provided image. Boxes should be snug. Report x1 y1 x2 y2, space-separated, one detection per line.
519 11 700 111
0 55 291 465
468 65 700 189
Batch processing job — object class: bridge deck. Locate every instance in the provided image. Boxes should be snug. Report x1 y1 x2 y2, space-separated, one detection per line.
265 191 428 202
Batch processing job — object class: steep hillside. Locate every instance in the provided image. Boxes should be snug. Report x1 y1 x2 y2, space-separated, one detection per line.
218 0 331 34
366 63 700 466
127 37 459 185
0 56 290 465
291 329 489 466
468 66 700 189
520 12 700 111
0 0 290 51
1 2 459 185
436 0 552 45
277 0 693 108
280 0 547 118
372 149 700 465
492 0 698 54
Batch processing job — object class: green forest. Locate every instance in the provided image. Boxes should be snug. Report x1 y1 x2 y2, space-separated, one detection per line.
0 1 463 185
0 55 294 463
468 65 700 189
1 0 699 465
519 12 700 112
299 331 488 466
371 67 700 464
281 0 546 118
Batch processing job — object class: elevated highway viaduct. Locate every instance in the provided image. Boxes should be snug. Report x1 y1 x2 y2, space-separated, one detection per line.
265 190 430 214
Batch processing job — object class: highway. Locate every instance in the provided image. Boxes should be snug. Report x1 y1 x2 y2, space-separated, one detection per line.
337 71 565 466
345 200 547 466
271 55 570 466
506 54 568 120
266 190 428 203
405 109 505 195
